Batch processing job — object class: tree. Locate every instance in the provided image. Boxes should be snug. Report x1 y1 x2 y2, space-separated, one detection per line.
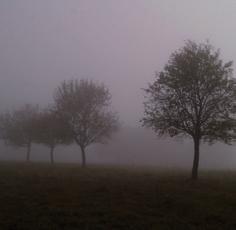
0 112 13 144
0 104 39 161
54 79 119 167
34 108 73 164
142 41 236 180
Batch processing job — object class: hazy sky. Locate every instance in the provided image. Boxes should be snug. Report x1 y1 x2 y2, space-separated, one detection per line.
1 0 236 126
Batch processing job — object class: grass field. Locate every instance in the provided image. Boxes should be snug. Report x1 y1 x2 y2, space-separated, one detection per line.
0 162 236 229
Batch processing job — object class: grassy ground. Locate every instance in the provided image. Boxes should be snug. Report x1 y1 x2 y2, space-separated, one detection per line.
0 163 235 229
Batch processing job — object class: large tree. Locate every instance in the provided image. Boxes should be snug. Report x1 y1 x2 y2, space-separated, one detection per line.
142 41 236 180
0 104 39 161
54 79 119 167
34 108 73 164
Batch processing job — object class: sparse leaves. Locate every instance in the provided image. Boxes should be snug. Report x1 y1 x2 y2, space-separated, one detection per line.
54 79 119 166
34 108 73 148
0 104 39 161
142 41 236 141
142 41 236 179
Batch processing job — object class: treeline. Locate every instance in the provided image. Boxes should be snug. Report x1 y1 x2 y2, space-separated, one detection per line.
0 79 119 166
1 40 236 180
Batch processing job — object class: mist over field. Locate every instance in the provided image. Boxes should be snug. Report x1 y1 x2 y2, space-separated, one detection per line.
1 0 236 169
1 127 236 170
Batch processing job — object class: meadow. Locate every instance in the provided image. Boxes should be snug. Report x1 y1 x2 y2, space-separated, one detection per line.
0 162 236 229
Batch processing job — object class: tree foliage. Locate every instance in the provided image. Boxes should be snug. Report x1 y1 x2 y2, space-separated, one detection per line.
142 41 236 179
34 108 73 163
0 104 39 161
54 79 119 167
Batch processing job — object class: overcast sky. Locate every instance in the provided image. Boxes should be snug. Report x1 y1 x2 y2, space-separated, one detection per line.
1 0 236 126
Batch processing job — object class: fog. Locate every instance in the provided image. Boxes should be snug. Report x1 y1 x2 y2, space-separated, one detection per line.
1 0 236 168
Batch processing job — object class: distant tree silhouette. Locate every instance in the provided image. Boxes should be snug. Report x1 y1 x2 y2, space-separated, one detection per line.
0 104 39 161
142 41 236 180
34 108 73 164
54 79 119 167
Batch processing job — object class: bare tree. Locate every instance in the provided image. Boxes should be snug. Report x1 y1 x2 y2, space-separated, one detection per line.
54 79 119 167
34 108 73 164
0 104 39 161
142 41 236 180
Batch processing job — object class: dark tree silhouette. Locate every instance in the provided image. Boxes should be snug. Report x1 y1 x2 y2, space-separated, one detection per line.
54 79 119 167
142 41 236 180
0 104 39 161
34 108 73 164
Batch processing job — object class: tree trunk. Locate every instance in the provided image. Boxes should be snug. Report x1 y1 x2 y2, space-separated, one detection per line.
26 142 31 162
191 137 200 180
50 146 55 164
80 146 86 168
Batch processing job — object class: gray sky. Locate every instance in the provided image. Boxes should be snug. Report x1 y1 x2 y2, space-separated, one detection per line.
1 1 236 167
1 0 236 126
